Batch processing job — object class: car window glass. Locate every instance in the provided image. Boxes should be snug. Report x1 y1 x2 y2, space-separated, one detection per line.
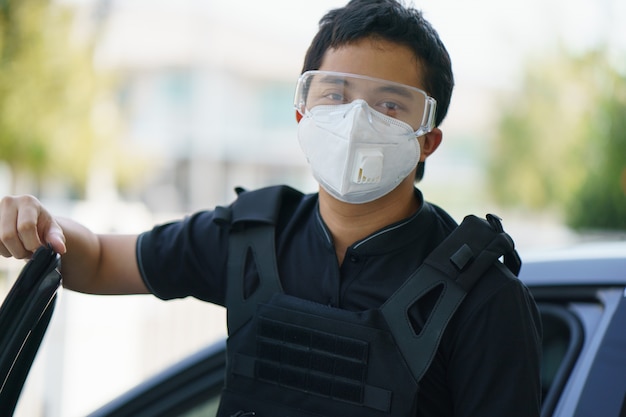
539 303 584 417
177 396 220 417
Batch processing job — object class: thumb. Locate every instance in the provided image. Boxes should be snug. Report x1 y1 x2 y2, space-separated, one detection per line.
45 222 67 255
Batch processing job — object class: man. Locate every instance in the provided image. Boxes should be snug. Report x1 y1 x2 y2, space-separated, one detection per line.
0 0 542 415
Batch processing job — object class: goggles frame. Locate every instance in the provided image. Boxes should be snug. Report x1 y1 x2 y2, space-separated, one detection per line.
294 70 437 136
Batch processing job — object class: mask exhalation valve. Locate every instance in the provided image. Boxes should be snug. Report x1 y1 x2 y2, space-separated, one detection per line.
352 148 383 184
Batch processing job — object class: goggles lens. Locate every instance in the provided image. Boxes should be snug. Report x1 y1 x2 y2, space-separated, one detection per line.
294 70 437 135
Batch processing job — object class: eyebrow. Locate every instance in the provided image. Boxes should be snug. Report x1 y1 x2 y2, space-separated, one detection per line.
318 75 348 86
376 85 416 99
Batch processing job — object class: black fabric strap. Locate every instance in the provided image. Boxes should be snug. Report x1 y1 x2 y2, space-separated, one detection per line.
226 224 283 333
219 187 288 333
381 214 518 382
231 353 393 411
380 264 466 382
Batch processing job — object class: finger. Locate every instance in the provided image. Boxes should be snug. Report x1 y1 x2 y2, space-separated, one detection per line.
0 197 32 259
45 222 67 255
16 203 44 253
0 242 11 257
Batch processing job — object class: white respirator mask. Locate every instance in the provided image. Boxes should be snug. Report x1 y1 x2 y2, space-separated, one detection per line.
297 99 421 204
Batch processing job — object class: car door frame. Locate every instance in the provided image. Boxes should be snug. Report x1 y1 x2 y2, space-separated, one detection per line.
0 246 62 417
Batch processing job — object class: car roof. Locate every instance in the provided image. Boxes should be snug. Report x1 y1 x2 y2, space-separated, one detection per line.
518 240 626 287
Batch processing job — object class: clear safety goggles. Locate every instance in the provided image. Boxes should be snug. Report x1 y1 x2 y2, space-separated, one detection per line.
294 70 437 135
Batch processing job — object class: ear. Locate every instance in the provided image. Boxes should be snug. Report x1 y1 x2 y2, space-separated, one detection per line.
419 127 442 161
295 110 303 123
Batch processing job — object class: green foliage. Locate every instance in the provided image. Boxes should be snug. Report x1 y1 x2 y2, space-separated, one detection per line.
488 47 626 231
0 0 100 195
567 71 626 230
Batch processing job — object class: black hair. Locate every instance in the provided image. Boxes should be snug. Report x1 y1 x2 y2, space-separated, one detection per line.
302 0 454 181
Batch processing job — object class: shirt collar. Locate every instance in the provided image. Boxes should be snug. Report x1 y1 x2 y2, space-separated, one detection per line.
315 188 437 255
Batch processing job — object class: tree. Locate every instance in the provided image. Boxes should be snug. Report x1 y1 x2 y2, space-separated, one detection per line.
566 67 626 230
488 47 626 231
0 0 101 196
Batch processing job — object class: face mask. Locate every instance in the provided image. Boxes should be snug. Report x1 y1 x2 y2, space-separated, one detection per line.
298 100 420 204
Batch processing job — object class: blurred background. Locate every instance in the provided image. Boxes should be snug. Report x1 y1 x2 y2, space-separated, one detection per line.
0 0 624 415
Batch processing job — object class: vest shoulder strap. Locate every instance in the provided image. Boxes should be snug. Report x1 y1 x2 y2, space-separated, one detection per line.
213 185 291 227
381 213 521 381
215 186 303 333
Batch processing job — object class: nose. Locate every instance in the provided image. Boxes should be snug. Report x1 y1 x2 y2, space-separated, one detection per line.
344 99 374 125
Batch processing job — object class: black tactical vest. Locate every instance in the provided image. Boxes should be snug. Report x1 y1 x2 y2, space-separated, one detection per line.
214 186 520 417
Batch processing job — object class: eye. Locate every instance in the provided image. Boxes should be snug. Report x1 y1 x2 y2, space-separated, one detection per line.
382 101 400 111
307 88 347 108
323 91 346 103
375 100 403 117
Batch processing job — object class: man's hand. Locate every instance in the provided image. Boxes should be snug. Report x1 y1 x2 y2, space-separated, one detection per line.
0 195 67 259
